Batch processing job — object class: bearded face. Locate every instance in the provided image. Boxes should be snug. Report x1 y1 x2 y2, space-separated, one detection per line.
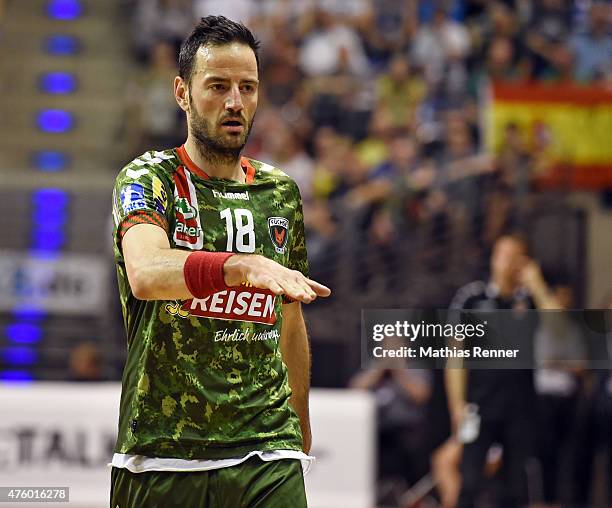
182 42 259 165
188 90 254 161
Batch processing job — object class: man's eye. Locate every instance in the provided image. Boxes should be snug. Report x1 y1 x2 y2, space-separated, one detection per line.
211 84 226 91
241 85 255 93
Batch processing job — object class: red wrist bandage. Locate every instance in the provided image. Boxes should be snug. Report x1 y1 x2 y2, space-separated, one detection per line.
183 251 235 298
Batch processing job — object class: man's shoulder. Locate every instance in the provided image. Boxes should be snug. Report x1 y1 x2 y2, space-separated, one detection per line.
449 281 488 310
116 149 180 182
247 157 299 189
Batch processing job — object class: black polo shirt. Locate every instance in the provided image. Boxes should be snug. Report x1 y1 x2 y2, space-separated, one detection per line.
450 281 538 419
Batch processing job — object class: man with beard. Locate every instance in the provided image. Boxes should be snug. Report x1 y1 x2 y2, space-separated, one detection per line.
110 16 330 507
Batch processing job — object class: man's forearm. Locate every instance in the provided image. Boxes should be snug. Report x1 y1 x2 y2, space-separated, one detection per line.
127 247 193 300
445 367 467 434
286 345 311 447
127 248 243 301
280 304 312 453
530 282 562 310
123 224 330 304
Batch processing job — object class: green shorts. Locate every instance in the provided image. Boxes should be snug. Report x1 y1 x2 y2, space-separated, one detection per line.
110 456 307 508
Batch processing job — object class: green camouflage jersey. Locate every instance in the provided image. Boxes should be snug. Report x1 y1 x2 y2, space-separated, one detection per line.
111 145 308 460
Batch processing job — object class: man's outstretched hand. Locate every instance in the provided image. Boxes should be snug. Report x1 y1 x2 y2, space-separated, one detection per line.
224 254 331 304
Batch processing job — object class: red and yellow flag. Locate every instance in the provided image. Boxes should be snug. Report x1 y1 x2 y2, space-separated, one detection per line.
485 82 612 189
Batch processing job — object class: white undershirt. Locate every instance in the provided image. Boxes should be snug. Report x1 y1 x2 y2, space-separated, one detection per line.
110 450 314 475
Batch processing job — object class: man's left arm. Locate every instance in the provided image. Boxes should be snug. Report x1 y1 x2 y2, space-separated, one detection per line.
280 301 312 454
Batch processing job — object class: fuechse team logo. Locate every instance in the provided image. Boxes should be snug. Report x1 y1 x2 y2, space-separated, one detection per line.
268 217 289 254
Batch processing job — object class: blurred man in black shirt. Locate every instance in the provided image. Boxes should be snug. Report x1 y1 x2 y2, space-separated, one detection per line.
445 234 561 507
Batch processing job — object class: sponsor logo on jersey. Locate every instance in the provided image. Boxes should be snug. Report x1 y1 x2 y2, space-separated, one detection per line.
175 221 201 237
180 285 277 325
120 184 147 214
152 176 168 214
175 197 196 219
212 189 250 200
268 217 289 254
172 167 204 249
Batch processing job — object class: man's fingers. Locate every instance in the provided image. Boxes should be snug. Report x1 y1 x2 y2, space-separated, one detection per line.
293 275 317 300
306 278 332 297
265 279 284 296
249 264 330 303
279 279 314 303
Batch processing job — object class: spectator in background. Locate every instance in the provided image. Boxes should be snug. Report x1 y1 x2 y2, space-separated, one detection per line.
570 2 612 83
525 0 573 79
298 7 372 139
347 131 419 212
359 0 416 69
412 8 471 104
341 132 417 288
310 128 371 204
132 0 193 61
258 19 302 108
440 111 493 247
124 39 185 156
540 41 575 83
483 121 533 246
376 54 427 130
354 106 394 173
69 342 105 381
362 133 428 287
484 35 523 82
468 35 528 100
298 7 369 78
466 1 529 71
311 127 349 201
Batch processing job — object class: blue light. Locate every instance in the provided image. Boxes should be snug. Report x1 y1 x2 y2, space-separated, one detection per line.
36 110 75 133
0 371 34 383
33 221 65 234
32 210 67 227
3 347 38 365
33 188 69 209
32 150 69 172
30 188 69 253
39 72 77 94
31 229 65 250
11 308 45 320
45 34 81 55
5 324 43 344
33 200 68 220
46 0 82 20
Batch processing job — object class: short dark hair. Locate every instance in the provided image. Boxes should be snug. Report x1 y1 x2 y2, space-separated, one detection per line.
178 16 260 84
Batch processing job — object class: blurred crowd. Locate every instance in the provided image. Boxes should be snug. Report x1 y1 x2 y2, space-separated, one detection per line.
117 1 612 506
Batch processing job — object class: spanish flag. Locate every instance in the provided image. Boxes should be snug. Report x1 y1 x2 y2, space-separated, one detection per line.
485 82 612 189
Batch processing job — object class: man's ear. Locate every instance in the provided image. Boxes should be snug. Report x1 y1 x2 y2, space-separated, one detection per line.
174 76 190 112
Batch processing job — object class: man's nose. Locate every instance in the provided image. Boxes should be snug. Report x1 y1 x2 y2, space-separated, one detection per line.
225 85 243 112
